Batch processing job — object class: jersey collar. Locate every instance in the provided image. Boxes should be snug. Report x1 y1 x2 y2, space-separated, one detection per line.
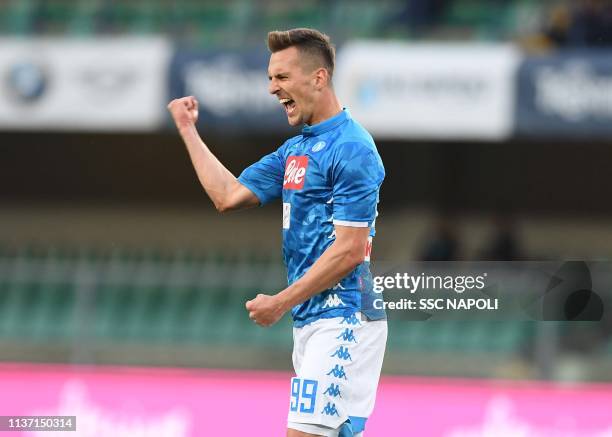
301 108 350 137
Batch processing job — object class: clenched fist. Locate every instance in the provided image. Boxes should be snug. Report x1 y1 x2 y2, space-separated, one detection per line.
167 96 199 130
245 293 288 327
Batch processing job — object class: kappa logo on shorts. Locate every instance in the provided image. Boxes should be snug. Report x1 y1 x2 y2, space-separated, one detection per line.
321 402 340 416
283 156 308 190
323 383 342 398
326 364 348 380
336 328 357 343
331 346 352 361
340 314 361 326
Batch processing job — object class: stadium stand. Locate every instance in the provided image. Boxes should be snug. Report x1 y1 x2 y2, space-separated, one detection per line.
0 0 549 44
0 243 536 359
1 0 610 383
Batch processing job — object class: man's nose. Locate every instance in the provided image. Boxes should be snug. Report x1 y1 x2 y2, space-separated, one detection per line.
269 79 280 95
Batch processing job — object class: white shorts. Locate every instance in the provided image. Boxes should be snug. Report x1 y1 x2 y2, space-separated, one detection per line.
287 313 387 436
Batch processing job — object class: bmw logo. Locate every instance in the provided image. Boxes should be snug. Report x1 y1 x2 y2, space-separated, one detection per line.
6 61 48 103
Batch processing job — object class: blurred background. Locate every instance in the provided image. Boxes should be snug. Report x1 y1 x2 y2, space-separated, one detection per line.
1 0 612 435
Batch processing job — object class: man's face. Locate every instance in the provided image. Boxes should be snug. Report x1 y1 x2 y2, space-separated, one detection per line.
268 46 317 126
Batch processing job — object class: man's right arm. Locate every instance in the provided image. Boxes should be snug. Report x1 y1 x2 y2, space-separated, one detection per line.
168 96 260 213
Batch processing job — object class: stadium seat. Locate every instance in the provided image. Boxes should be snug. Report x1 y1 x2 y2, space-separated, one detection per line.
34 0 79 34
0 0 36 35
66 0 101 36
0 242 535 365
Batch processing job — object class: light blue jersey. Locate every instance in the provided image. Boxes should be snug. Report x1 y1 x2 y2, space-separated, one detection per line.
238 109 385 327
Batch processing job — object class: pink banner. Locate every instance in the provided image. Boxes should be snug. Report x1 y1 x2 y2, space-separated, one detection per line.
0 363 610 436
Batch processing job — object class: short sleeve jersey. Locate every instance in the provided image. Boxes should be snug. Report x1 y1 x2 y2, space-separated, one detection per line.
238 109 385 327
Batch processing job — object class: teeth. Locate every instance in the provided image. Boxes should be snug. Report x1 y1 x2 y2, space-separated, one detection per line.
280 98 291 104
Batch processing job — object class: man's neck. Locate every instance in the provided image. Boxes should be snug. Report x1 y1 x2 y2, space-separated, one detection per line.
308 92 342 126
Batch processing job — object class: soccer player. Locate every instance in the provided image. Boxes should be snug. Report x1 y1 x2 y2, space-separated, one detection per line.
168 28 386 437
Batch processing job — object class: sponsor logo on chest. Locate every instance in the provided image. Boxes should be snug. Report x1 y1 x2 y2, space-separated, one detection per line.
283 156 308 190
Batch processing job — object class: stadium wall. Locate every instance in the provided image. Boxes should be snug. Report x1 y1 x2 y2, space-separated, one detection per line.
2 132 612 259
2 131 612 214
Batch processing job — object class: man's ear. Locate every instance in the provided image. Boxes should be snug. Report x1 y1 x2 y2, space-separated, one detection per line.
313 67 330 90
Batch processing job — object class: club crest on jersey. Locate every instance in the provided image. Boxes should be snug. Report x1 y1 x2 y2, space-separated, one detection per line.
284 156 308 190
312 141 326 152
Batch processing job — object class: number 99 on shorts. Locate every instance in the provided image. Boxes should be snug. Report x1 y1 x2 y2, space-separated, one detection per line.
290 378 318 414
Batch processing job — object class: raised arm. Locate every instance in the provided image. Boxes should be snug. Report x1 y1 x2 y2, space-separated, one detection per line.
167 96 260 213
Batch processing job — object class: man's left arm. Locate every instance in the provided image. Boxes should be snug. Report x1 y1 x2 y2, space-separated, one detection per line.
245 225 369 327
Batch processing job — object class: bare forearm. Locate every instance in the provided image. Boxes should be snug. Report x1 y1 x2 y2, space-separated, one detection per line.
277 241 362 311
245 226 369 327
178 124 240 210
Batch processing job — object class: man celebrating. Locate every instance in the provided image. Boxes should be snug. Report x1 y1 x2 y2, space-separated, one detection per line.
168 28 386 437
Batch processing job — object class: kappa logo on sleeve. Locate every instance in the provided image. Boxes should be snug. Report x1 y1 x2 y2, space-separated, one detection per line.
283 156 308 190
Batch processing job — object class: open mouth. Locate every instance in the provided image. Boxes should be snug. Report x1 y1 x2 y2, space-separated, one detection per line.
280 98 296 116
